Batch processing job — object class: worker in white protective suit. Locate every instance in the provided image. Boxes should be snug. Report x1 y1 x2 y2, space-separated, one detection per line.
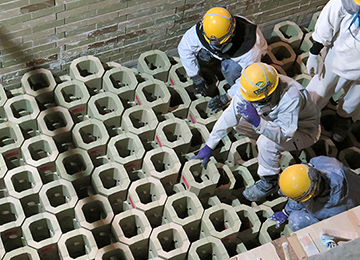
306 0 360 142
190 62 321 202
178 6 267 113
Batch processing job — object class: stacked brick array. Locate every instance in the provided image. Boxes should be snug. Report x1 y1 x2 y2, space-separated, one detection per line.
0 11 360 258
0 0 328 88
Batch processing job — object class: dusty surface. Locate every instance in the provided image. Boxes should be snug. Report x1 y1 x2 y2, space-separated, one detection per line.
306 237 360 260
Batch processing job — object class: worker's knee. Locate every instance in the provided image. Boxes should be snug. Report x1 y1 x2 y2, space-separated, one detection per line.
288 211 319 231
221 59 242 86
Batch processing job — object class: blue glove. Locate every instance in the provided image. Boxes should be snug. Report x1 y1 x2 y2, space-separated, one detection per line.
236 101 260 127
189 145 212 167
267 210 288 228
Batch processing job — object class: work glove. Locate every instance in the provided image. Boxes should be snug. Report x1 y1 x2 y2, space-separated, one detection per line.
267 210 288 229
191 74 208 96
236 101 260 127
208 94 229 113
306 53 319 76
189 145 212 167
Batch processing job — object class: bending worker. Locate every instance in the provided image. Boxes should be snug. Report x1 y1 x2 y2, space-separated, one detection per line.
306 0 360 142
178 6 267 113
268 156 360 231
191 62 321 202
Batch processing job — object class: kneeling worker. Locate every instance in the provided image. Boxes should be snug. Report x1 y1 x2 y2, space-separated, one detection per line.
190 62 321 202
268 156 360 231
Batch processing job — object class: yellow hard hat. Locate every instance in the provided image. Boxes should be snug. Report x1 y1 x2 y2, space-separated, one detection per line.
279 164 318 202
354 0 360 6
240 63 279 101
202 7 236 47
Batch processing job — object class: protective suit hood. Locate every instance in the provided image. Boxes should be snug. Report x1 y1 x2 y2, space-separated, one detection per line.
341 0 360 15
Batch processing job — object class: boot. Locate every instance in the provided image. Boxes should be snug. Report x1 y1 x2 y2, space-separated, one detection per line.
332 114 352 142
243 175 278 202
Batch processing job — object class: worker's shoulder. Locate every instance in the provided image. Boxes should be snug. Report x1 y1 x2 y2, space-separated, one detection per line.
309 156 343 170
279 74 304 98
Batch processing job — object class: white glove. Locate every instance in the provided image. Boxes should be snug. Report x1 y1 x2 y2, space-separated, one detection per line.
306 53 319 76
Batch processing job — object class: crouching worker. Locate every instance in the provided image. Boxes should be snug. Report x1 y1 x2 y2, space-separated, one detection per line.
190 62 321 202
268 156 360 231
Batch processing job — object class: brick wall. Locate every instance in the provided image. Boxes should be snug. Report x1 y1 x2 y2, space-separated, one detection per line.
0 0 328 87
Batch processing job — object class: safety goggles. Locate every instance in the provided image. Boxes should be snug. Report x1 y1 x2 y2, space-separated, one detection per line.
348 8 360 42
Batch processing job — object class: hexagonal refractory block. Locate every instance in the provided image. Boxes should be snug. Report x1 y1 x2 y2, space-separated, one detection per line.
126 177 167 228
167 84 192 119
21 68 57 109
3 246 39 260
338 147 360 174
200 198 241 244
75 194 114 231
180 160 219 205
349 121 360 149
54 79 90 120
188 236 229 260
308 11 321 32
135 79 171 115
137 50 172 82
92 162 131 201
37 106 74 140
232 202 261 246
4 94 40 125
21 135 59 169
213 163 236 200
58 228 97 260
5 165 42 200
22 212 61 249
0 121 24 155
102 67 139 95
0 197 25 233
227 137 258 168
72 118 109 161
148 223 190 260
167 62 192 88
310 135 338 158
88 92 124 121
265 42 297 71
95 242 135 260
39 179 78 215
107 133 145 180
142 147 181 195
56 148 94 182
112 208 151 258
162 190 204 242
154 117 192 156
187 97 222 132
299 32 314 53
271 21 304 50
121 105 158 150
186 123 209 155
69 55 105 96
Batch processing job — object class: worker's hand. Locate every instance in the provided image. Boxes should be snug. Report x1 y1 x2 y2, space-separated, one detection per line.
208 94 229 113
189 145 212 167
306 53 319 76
191 75 208 96
267 210 288 229
236 101 260 127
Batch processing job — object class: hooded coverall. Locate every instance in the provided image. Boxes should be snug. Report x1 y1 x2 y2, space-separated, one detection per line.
178 15 267 98
206 74 321 177
284 156 360 231
306 0 360 119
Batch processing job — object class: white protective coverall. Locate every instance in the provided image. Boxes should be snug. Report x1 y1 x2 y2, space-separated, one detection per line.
306 0 360 118
206 75 321 176
178 15 268 98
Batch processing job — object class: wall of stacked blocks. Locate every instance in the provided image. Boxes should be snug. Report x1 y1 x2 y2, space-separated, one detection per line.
1 0 360 259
